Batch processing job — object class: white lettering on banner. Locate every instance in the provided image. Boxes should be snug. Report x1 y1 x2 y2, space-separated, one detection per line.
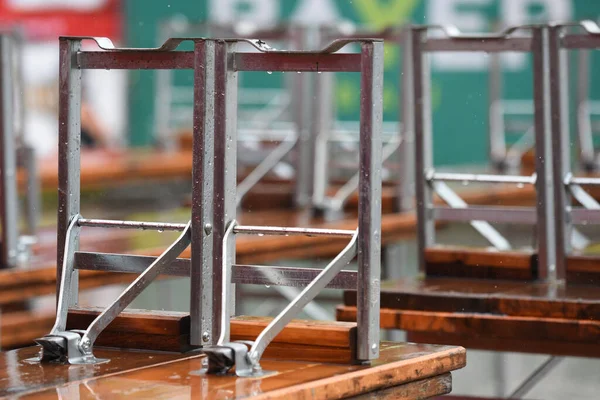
7 0 107 10
210 0 278 25
428 0 493 71
291 0 340 24
428 0 573 71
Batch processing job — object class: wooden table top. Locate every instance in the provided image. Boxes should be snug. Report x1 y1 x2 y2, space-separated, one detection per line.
1 342 465 399
18 149 193 191
338 276 600 358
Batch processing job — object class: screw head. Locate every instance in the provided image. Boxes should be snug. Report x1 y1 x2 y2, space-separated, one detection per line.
204 223 212 235
202 332 210 342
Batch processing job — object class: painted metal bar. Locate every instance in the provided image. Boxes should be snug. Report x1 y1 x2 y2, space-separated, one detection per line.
78 218 187 231
549 25 570 281
488 52 507 169
412 27 435 274
232 264 357 289
397 26 414 213
430 172 535 185
74 252 190 276
233 225 355 238
77 51 194 70
292 26 315 207
571 208 600 224
57 37 82 304
0 35 18 269
423 37 532 53
73 252 358 290
233 53 361 72
433 206 536 224
532 26 556 281
562 34 600 49
190 39 216 346
18 145 40 236
356 41 383 361
575 49 596 170
211 40 238 344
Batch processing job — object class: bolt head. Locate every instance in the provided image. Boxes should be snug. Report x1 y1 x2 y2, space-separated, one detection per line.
371 343 378 353
204 223 213 235
202 332 210 342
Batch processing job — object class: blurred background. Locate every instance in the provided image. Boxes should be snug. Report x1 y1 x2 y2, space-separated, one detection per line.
1 0 597 163
1 1 599 399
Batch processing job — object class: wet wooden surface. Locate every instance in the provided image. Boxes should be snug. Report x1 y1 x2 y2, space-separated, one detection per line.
19 149 193 191
0 346 194 398
425 246 536 280
2 342 465 399
424 246 600 283
338 277 600 357
343 277 600 320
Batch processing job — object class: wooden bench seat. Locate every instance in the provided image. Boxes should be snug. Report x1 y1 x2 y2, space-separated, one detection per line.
338 276 600 357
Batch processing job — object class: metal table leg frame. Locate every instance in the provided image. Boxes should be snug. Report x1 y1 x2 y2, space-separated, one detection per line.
551 21 600 278
411 24 556 277
200 39 383 376
33 36 217 364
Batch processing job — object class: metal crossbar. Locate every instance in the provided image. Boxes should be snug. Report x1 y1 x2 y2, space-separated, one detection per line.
412 24 557 279
37 35 383 375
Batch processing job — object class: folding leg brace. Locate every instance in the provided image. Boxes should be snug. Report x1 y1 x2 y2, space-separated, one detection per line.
35 218 192 364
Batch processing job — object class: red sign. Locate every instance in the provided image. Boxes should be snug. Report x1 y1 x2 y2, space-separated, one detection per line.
0 0 121 40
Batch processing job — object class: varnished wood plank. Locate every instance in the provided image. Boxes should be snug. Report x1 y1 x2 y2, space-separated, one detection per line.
425 246 536 280
0 267 135 306
230 316 356 349
66 311 358 362
336 306 600 356
350 373 452 399
67 307 193 353
0 346 194 398
407 330 600 359
11 342 466 399
343 277 600 320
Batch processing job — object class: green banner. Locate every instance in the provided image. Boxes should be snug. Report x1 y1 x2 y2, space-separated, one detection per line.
125 0 600 165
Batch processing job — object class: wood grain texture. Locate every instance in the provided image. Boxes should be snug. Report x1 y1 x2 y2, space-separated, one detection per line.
425 246 536 280
336 306 600 357
0 346 193 398
343 277 600 320
66 311 358 363
10 342 465 399
67 307 193 353
350 373 452 399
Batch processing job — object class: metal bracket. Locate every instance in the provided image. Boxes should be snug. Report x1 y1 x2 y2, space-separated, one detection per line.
34 219 192 365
